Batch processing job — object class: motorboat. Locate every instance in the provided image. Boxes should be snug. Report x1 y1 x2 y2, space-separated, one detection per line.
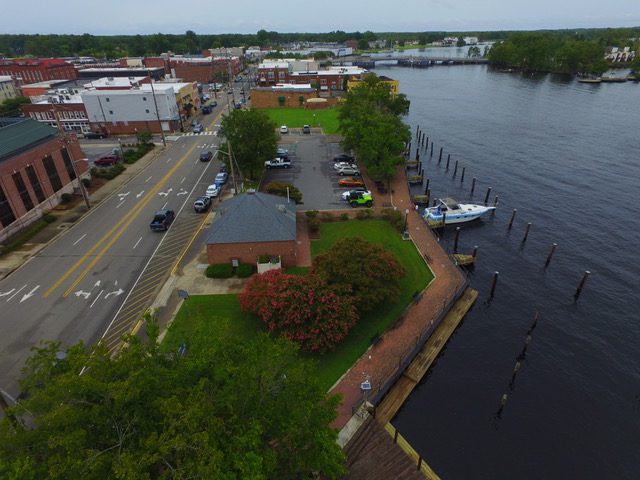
424 197 495 224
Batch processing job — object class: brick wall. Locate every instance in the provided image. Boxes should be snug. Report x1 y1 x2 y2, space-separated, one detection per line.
250 89 318 108
207 240 297 267
0 135 88 241
88 119 180 135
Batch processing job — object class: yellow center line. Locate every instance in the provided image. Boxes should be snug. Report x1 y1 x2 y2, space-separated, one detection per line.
60 142 201 298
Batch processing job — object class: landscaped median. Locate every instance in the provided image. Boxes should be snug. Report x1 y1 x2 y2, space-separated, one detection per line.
161 218 433 391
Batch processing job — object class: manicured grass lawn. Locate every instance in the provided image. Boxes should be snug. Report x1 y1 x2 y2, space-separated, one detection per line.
262 107 341 135
309 220 433 389
162 220 433 391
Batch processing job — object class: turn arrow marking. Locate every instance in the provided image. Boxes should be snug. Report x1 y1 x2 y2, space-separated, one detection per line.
20 285 40 303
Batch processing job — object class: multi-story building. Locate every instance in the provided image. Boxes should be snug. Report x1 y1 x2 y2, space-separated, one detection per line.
348 74 399 95
0 59 77 86
157 79 200 127
77 66 164 81
81 83 180 135
0 76 19 102
257 60 366 90
0 118 88 242
21 90 89 134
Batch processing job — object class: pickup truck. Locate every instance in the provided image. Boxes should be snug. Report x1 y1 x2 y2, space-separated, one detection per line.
264 157 291 169
150 209 175 231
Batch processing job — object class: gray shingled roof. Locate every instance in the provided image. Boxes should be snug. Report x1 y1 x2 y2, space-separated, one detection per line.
206 191 296 245
0 118 58 161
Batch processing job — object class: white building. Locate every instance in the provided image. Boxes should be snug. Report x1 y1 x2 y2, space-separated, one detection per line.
0 75 19 102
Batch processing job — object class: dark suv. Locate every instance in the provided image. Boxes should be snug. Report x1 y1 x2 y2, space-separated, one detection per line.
150 209 175 231
200 151 213 162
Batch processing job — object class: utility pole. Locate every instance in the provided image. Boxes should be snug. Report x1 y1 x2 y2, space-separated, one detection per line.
147 71 167 147
226 140 238 195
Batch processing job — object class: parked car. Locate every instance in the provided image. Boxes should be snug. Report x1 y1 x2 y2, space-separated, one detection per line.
219 163 227 173
280 125 288 134
302 124 311 134
94 155 120 167
200 151 213 162
192 123 204 134
84 131 107 139
265 157 291 169
341 189 371 201
336 165 361 176
333 162 357 171
338 177 365 188
277 147 289 157
202 105 212 115
149 209 175 231
211 100 217 107
348 191 373 208
214 172 228 186
205 184 220 198
333 153 355 162
193 196 212 213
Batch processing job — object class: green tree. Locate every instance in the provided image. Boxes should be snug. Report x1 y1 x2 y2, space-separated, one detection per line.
456 37 466 47
0 332 346 479
312 237 405 312
357 39 369 50
0 96 30 117
185 30 199 54
220 108 278 180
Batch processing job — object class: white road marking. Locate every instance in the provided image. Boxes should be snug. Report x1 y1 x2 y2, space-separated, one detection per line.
180 177 186 184
176 189 188 196
74 290 91 299
136 190 144 198
161 202 168 210
90 289 104 308
117 192 130 200
158 188 173 197
94 280 101 288
116 200 126 208
20 285 40 303
133 237 142 249
6 285 25 302
166 157 172 164
0 288 16 298
72 233 87 246
145 176 153 183
104 288 124 299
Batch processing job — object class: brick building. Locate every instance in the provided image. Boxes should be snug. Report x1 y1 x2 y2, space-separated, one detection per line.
0 59 77 87
22 95 89 134
0 119 88 242
257 60 366 90
206 191 297 267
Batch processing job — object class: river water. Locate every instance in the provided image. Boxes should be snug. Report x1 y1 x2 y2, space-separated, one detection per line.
376 63 640 479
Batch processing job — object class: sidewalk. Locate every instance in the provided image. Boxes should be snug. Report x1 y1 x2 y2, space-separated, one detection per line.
0 144 166 280
329 164 466 429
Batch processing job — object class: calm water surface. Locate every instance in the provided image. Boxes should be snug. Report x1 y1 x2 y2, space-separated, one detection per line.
379 65 640 479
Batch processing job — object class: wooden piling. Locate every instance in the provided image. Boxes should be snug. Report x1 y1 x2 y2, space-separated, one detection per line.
433 199 438 207
425 178 430 192
490 271 499 298
544 243 558 268
416 151 420 161
484 187 492 205
441 212 447 228
430 143 433 157
461 167 465 183
493 195 499 207
446 153 450 170
425 136 429 149
574 270 591 300
438 147 443 162
454 227 461 253
472 245 478 258
470 177 476 194
522 222 532 243
508 209 517 230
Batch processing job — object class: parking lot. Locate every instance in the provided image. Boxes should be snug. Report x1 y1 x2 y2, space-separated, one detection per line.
262 133 368 211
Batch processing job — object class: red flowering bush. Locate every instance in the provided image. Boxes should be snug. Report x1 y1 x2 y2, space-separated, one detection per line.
240 270 358 353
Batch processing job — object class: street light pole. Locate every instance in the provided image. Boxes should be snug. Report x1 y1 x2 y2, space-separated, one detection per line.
147 70 167 147
403 208 410 233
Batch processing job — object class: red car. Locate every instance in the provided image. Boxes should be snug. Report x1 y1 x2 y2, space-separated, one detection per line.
338 177 365 188
94 155 120 167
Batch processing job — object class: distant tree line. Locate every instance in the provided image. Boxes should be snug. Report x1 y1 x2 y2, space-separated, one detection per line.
488 29 640 74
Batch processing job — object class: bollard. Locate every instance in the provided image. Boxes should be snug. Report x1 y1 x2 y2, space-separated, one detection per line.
453 160 458 177
430 143 433 157
446 153 451 170
521 222 532 242
544 243 558 268
472 245 478 258
461 167 466 183
508 209 517 230
471 177 477 194
574 270 591 300
490 271 499 298
454 227 461 253
484 187 492 205
438 146 443 162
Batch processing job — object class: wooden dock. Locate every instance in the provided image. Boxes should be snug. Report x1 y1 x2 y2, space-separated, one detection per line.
374 287 479 424
453 253 475 266
384 423 442 480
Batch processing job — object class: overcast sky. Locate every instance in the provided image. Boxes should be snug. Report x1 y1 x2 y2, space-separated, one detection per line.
3 0 639 35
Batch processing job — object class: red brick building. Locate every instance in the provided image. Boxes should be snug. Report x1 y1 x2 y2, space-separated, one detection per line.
0 59 77 87
206 192 297 267
0 119 88 242
257 61 366 91
250 85 318 108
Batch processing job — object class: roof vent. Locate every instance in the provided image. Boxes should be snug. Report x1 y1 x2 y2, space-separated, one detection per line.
276 204 286 213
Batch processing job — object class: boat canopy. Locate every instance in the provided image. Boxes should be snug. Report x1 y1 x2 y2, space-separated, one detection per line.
442 197 460 210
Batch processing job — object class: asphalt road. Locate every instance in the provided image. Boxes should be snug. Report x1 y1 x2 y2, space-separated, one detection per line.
0 108 227 399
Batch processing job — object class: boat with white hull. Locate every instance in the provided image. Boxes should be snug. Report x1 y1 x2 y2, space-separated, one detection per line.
424 197 495 224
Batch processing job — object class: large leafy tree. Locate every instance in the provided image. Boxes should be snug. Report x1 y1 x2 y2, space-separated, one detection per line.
312 237 405 312
0 330 346 479
338 74 411 182
240 270 358 353
221 108 279 180
0 96 30 117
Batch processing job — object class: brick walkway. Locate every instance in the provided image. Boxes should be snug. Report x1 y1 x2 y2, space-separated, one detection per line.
329 165 466 429
295 212 312 267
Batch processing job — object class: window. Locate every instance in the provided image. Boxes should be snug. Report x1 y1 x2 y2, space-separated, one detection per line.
145 109 150 113
12 172 34 212
268 71 274 79
143 96 147 101
278 71 285 80
60 148 76 181
0 186 16 227
105 97 110 102
26 166 46 204
42 155 63 191
108 110 113 115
